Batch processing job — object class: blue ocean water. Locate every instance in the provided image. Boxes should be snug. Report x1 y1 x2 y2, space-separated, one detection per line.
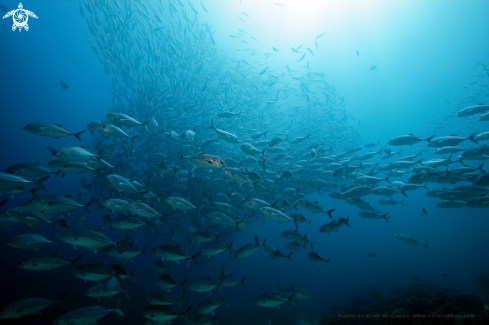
1 1 489 324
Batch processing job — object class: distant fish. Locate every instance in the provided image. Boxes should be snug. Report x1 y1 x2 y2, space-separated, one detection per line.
306 47 314 57
273 47 279 52
258 67 268 75
370 65 377 70
443 274 448 277
296 53 306 63
367 252 376 258
241 11 250 17
23 123 85 141
422 208 428 216
0 3 7 13
356 50 359 56
413 278 418 281
200 1 208 13
315 32 326 40
275 2 287 6
60 81 69 90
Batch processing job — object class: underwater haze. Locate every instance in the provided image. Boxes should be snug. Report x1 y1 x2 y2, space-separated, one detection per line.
1 0 489 324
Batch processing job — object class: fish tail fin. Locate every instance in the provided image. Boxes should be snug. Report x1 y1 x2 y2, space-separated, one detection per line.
176 293 185 310
426 134 436 142
209 119 214 129
130 134 139 148
35 175 50 191
222 293 231 307
123 284 131 298
327 208 336 219
401 190 407 197
55 170 64 180
385 176 391 184
142 243 149 260
130 267 140 284
180 306 191 321
214 313 220 325
287 252 293 262
70 255 82 266
325 258 331 267
277 284 282 294
288 293 297 306
190 251 201 266
400 200 405 207
383 213 391 224
308 218 313 225
424 242 429 250
56 290 69 308
112 298 125 317
241 275 246 287
333 192 339 201
29 188 40 197
178 278 188 293
478 162 485 172
138 190 149 200
468 131 479 144
142 120 150 131
84 197 96 215
218 278 223 294
227 240 234 253
73 130 85 141
309 242 316 251
459 158 466 167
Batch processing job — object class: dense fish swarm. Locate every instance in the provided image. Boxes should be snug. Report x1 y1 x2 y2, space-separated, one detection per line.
1 0 489 324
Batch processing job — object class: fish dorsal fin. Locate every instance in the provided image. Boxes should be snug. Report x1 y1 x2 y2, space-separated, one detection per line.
51 254 59 257
176 245 181 248
314 201 318 204
34 161 41 165
450 134 457 136
64 195 73 198
97 262 104 266
290 284 295 287
56 124 63 127
411 234 415 237
93 228 103 232
80 146 85 148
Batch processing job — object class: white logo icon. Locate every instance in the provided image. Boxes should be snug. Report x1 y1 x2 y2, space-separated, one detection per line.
2 3 37 32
